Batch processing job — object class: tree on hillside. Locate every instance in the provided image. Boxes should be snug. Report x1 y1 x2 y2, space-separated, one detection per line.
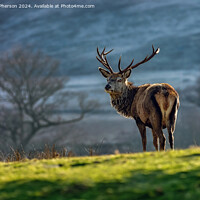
0 47 97 149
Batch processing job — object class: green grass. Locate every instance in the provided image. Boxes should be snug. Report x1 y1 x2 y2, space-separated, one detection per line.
0 148 200 200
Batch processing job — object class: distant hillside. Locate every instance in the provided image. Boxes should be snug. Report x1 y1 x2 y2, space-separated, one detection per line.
0 148 200 199
1 0 200 75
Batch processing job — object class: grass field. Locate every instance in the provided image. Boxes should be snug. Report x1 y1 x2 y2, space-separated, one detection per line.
0 148 200 200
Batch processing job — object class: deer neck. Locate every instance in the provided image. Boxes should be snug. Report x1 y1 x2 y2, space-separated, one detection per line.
110 83 138 118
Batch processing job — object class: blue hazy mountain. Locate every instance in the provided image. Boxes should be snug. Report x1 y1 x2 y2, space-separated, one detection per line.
0 0 199 75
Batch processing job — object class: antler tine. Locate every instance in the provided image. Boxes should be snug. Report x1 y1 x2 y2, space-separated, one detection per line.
97 47 101 58
125 58 134 70
121 45 160 72
152 45 155 52
96 55 109 70
101 47 106 58
104 49 113 55
118 56 122 72
96 47 114 73
142 45 160 62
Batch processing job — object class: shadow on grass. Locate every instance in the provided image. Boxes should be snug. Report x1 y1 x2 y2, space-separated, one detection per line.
179 153 200 159
0 167 200 200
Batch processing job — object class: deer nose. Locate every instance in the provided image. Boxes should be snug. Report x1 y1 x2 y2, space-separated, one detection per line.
105 84 111 90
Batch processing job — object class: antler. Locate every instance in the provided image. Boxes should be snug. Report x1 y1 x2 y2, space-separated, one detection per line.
97 45 160 74
96 47 114 73
119 45 160 73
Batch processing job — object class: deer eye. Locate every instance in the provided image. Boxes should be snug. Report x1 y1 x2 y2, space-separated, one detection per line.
117 79 122 82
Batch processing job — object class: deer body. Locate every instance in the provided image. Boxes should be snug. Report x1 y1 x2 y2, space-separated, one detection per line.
97 46 179 151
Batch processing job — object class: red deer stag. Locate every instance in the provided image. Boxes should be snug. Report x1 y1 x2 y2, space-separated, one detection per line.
97 45 179 151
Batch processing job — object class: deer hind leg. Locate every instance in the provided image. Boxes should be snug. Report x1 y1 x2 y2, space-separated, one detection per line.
167 124 174 149
151 129 158 151
150 115 166 151
154 129 166 151
136 120 146 152
167 98 178 150
159 131 166 151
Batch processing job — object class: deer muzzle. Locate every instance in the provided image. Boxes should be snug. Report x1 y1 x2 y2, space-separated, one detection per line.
105 84 111 91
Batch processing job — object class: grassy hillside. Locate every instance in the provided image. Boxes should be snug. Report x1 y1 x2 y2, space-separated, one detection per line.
0 148 200 200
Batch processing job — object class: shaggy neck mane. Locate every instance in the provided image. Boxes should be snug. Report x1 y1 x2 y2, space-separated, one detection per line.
110 82 138 118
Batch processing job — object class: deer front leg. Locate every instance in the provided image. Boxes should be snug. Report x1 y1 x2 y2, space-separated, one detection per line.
136 120 146 152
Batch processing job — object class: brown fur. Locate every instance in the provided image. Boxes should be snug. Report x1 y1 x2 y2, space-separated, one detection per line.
103 75 179 151
98 47 179 151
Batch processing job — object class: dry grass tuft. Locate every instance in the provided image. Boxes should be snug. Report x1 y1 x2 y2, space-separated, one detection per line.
0 144 75 162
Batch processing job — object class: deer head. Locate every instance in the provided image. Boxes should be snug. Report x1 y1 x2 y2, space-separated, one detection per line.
97 45 160 94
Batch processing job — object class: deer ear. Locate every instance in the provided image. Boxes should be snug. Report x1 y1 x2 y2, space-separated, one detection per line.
99 67 110 78
123 69 131 78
